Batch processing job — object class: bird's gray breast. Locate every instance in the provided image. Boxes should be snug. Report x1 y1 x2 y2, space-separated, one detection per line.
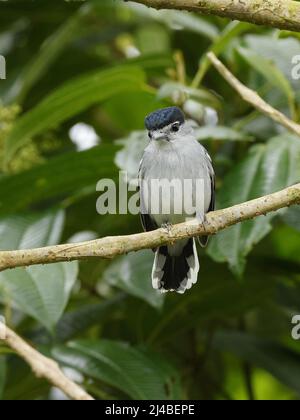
139 138 212 227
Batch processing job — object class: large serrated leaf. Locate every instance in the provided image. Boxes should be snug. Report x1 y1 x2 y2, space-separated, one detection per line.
237 46 296 117
244 35 300 90
54 295 125 342
53 339 183 400
0 209 64 251
0 209 77 332
0 262 78 332
208 134 300 276
195 125 253 142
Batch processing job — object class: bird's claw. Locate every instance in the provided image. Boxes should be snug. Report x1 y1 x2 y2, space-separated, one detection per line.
161 222 173 235
196 213 207 231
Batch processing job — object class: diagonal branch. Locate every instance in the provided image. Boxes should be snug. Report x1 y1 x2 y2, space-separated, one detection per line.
207 52 300 138
126 0 300 32
0 184 299 272
0 322 94 401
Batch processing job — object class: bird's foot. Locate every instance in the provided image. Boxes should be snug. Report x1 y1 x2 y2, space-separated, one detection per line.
196 212 208 233
196 212 209 247
161 222 173 234
161 222 176 245
196 212 206 225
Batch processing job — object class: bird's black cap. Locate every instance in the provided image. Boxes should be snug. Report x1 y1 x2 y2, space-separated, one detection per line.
145 107 185 131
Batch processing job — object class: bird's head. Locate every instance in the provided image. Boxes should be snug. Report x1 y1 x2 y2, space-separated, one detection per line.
145 106 185 142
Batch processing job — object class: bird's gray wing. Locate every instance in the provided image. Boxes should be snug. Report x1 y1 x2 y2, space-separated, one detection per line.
140 211 157 232
208 166 216 213
199 148 215 247
138 156 158 233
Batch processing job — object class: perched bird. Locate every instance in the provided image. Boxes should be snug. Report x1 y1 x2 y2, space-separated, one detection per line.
139 106 215 294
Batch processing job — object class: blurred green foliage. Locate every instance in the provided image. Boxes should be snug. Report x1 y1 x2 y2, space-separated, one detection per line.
0 0 300 400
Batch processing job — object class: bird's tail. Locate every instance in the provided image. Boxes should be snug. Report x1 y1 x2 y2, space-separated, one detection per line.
152 238 199 294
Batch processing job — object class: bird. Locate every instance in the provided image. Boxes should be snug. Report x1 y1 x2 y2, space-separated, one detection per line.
139 106 215 294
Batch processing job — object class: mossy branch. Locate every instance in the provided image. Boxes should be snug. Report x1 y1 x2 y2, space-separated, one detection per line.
0 323 94 401
126 0 300 32
0 184 299 271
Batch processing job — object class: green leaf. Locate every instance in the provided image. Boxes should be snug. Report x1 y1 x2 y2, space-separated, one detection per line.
129 4 219 40
213 331 300 394
269 225 300 265
126 53 175 76
0 145 118 217
0 209 64 251
0 20 25 58
1 357 50 400
55 294 125 342
103 251 164 310
139 348 183 399
0 262 78 332
146 259 277 344
192 21 252 87
281 206 300 232
237 46 296 118
208 134 300 276
195 126 253 142
277 279 300 314
157 81 222 110
244 35 300 90
0 209 72 332
5 66 146 162
136 24 170 55
103 91 165 132
161 10 219 40
53 339 182 400
10 5 92 104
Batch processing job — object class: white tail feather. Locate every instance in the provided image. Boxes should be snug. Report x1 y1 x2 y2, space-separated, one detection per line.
151 239 200 294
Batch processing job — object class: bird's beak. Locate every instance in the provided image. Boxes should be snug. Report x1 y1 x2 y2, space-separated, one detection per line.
152 131 167 141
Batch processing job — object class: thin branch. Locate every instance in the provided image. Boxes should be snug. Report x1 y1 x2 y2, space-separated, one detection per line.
0 184 299 272
0 323 94 401
207 52 300 137
126 0 300 32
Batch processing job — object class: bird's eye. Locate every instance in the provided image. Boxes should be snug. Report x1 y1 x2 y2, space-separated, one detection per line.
171 122 180 132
